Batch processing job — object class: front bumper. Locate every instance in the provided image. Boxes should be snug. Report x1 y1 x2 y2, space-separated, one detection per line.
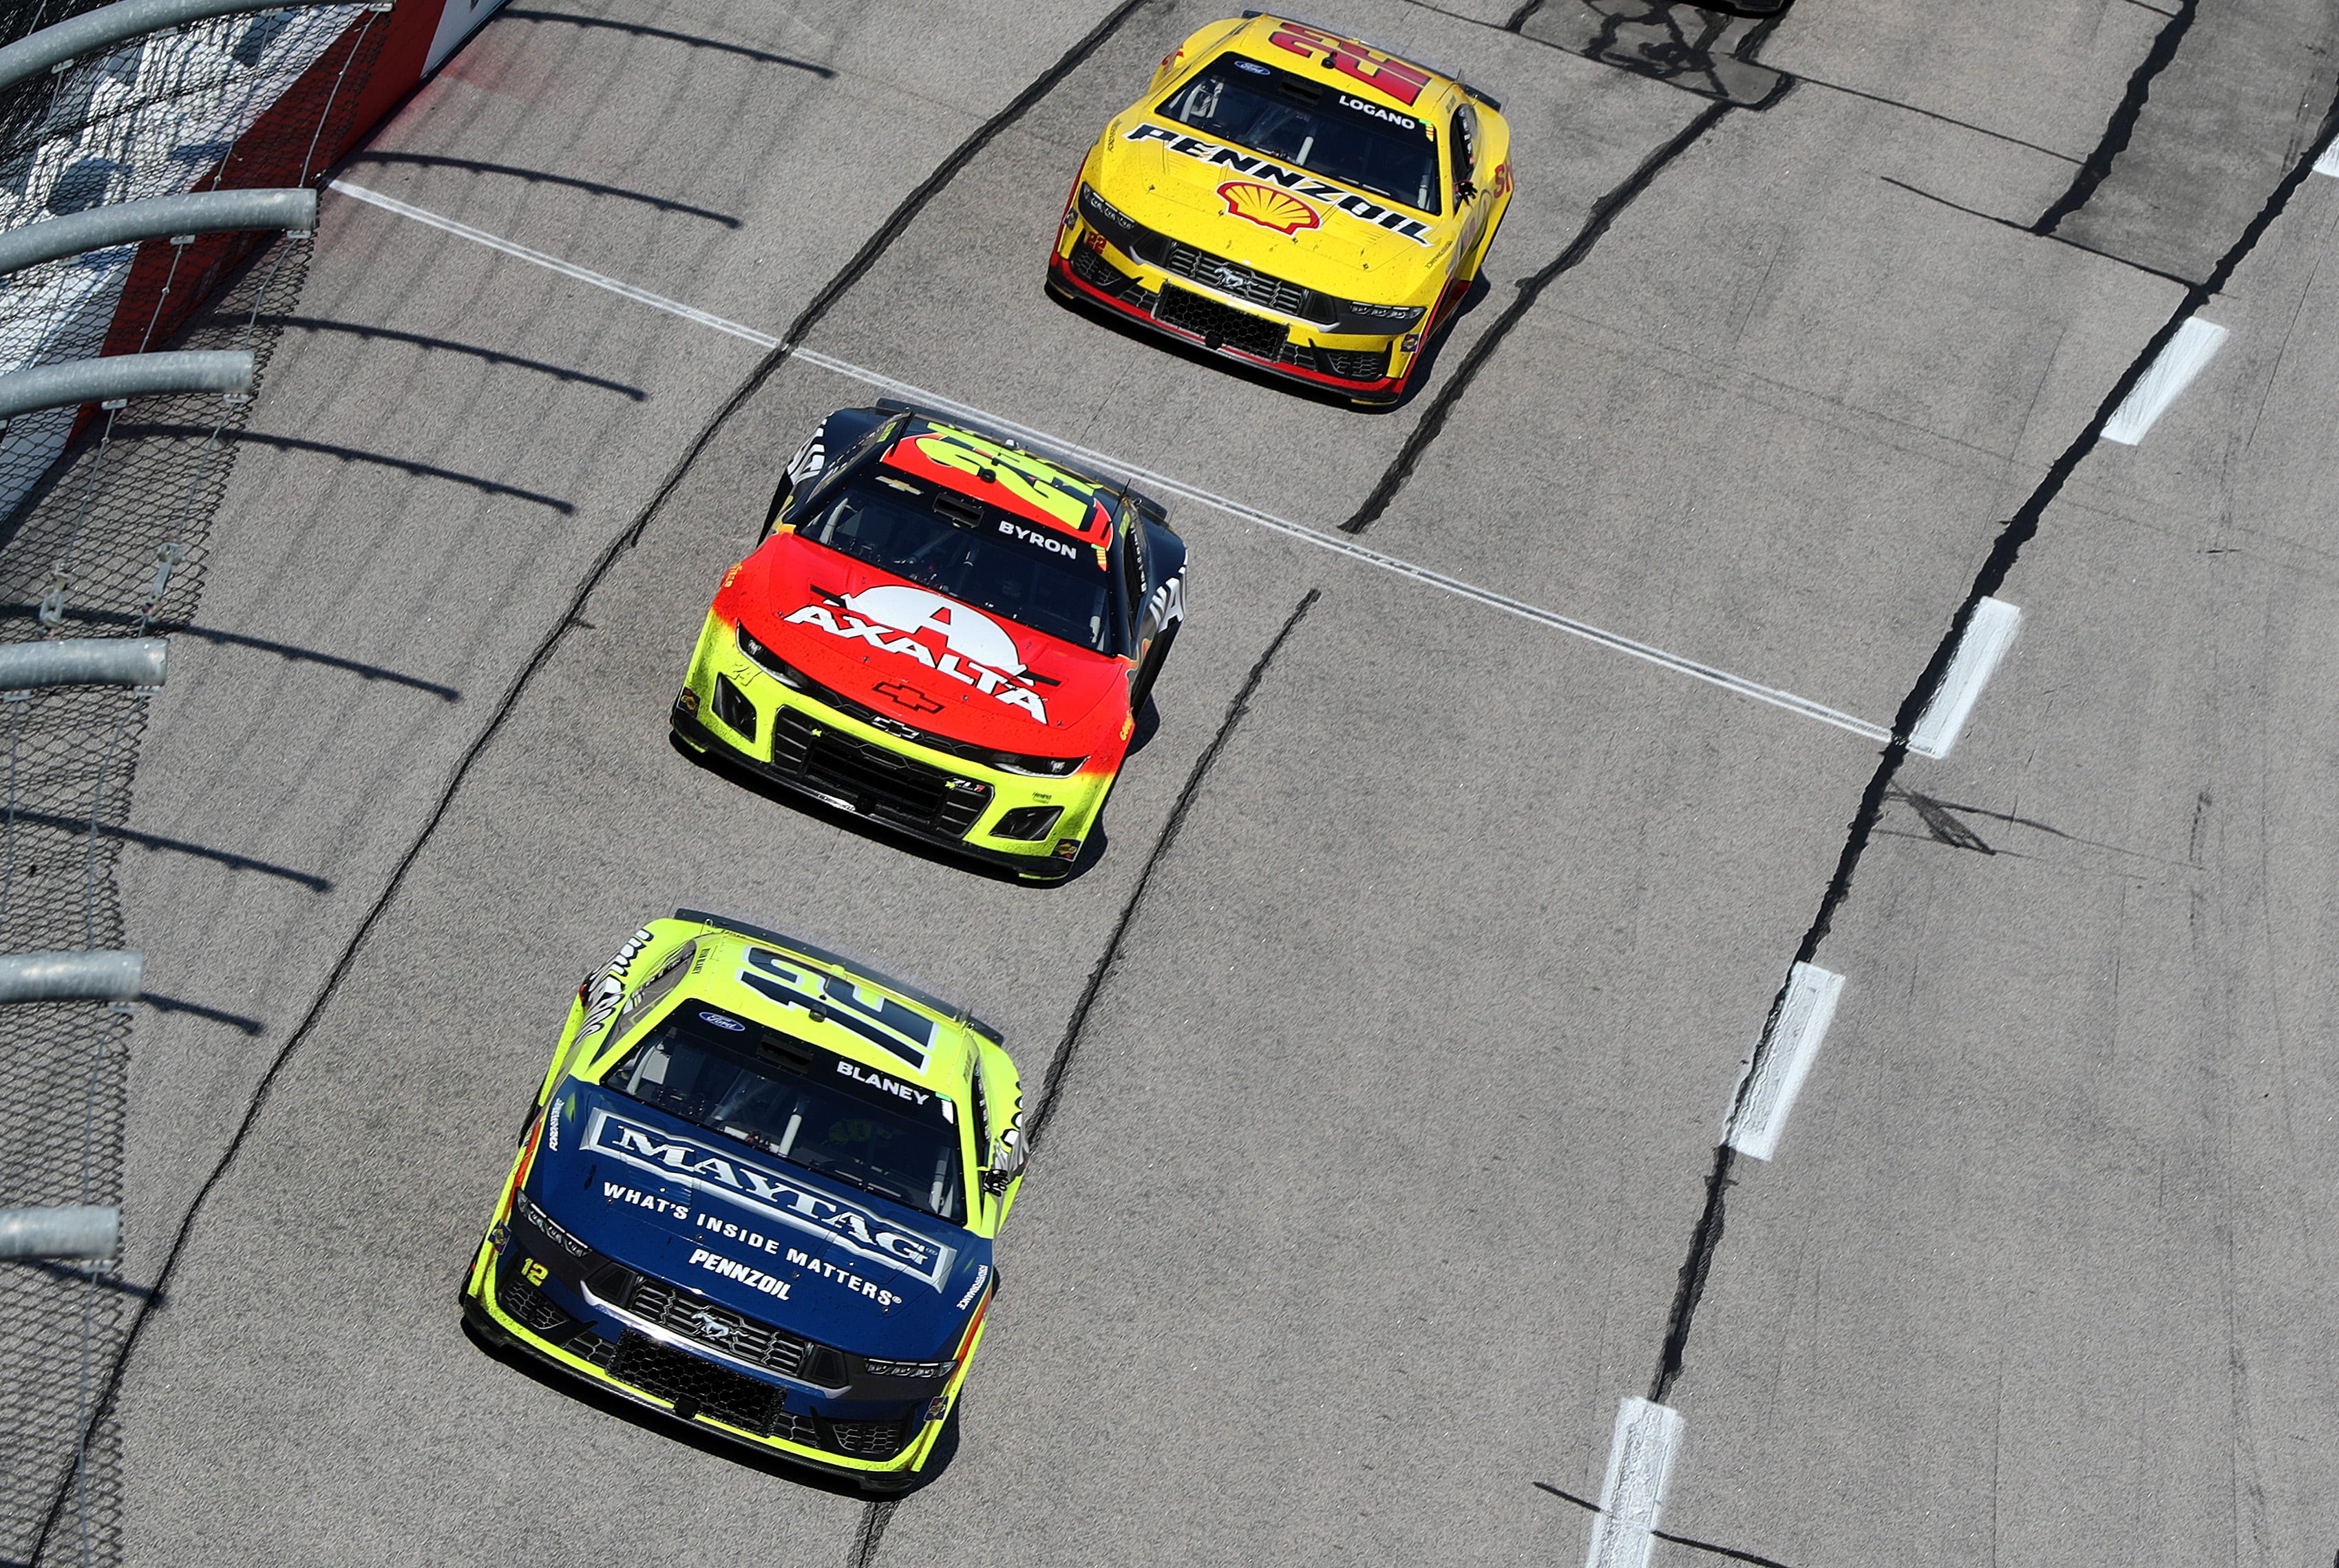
1048 218 1415 403
675 611 1108 880
464 1226 971 1485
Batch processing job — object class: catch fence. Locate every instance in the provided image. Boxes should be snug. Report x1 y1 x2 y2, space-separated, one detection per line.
0 1 396 1562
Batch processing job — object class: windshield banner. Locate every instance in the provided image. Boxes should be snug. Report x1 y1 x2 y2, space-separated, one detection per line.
583 1106 957 1289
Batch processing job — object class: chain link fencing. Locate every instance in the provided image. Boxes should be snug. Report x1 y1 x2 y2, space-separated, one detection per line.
0 0 392 1560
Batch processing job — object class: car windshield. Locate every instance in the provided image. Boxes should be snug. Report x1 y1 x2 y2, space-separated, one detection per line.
606 1007 964 1222
799 477 1114 654
1160 56 1440 214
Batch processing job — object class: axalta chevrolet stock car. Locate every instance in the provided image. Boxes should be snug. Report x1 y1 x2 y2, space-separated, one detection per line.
1050 12 1513 404
673 402 1187 881
464 913 1026 1492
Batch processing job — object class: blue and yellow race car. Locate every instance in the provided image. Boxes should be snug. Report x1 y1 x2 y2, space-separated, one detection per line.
463 912 1026 1492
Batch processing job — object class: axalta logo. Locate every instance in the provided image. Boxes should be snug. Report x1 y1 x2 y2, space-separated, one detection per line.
783 586 1049 723
1126 123 1433 244
586 1108 955 1289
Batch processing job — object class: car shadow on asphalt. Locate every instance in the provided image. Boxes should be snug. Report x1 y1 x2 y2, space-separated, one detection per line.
1043 272 1493 416
459 1315 963 1497
668 731 1120 890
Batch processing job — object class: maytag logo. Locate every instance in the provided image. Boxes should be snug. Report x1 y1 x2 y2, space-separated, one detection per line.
586 1108 955 1289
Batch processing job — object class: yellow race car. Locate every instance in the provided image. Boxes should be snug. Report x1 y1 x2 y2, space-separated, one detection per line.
463 912 1027 1493
1048 12 1512 405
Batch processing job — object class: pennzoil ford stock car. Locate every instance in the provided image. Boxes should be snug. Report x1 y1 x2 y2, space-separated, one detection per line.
1050 12 1512 404
673 401 1187 882
465 913 1027 1492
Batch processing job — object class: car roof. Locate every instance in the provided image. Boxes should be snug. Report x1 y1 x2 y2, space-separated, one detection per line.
662 909 996 1090
1213 13 1490 115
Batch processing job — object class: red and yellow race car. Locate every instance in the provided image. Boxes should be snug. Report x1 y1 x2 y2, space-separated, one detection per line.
673 402 1187 881
1049 13 1512 405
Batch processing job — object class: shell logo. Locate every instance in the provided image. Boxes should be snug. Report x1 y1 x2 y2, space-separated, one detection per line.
1217 180 1322 235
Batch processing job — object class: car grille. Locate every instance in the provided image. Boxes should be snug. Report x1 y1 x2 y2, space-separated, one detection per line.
1069 241 1132 294
829 1419 917 1459
597 1331 916 1457
1153 284 1287 360
495 1259 576 1338
1161 241 1316 319
1282 341 1393 383
768 709 991 837
602 1330 820 1443
624 1274 846 1385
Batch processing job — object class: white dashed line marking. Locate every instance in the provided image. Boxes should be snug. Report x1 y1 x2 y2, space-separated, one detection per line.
1725 961 1843 1161
1908 596 2020 759
1586 1398 1684 1568
2102 317 2225 445
329 182 1894 742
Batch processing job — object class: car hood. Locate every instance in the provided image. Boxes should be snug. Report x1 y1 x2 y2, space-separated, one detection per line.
529 1083 991 1361
1092 118 1454 297
731 534 1129 750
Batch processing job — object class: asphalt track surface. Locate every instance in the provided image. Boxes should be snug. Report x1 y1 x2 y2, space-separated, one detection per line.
78 0 2339 1562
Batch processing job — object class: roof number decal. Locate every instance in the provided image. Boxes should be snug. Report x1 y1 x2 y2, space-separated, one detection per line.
1266 21 1433 107
737 946 936 1072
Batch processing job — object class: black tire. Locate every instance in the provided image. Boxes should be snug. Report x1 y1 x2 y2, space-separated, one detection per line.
1130 619 1179 713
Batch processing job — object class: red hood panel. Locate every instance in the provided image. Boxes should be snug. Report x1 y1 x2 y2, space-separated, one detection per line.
731 537 1127 749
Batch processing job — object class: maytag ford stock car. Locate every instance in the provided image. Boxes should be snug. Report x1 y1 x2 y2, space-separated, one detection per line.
673 401 1187 880
1050 12 1512 404
463 913 1026 1492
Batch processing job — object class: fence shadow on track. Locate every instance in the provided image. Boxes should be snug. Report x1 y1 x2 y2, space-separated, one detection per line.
495 8 837 77
254 315 648 400
341 151 743 227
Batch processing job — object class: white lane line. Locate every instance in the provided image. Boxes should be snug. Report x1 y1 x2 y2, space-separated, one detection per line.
789 350 1891 741
327 183 1892 743
2102 317 2226 445
1907 596 2020 759
1724 962 1843 1161
328 180 783 349
1585 1398 1684 1568
2315 142 2339 178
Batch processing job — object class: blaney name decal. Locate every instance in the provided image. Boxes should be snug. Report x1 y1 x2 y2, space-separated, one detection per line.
587 1108 955 1289
1126 123 1432 244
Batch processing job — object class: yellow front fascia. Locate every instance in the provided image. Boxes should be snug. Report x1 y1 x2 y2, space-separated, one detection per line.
681 610 1112 860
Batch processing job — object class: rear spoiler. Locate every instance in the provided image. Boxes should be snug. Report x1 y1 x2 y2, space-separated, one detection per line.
672 908 1005 1046
871 396 1168 527
1239 10 1503 109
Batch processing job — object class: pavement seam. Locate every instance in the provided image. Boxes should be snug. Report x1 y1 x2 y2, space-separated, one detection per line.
40 2 1165 1551
1634 89 2339 1420
1339 98 1736 536
2032 0 2200 234
1023 587 1322 1154
847 1498 897 1568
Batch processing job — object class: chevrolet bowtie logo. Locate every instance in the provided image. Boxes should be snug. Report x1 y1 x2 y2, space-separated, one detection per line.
874 681 943 714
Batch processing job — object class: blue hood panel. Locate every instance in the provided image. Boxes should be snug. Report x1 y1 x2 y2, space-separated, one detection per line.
529 1084 991 1359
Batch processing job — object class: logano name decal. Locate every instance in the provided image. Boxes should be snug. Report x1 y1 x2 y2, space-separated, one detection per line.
783 584 1050 724
1127 123 1433 244
586 1108 955 1288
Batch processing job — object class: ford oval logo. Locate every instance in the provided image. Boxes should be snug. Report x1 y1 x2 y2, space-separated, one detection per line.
699 1011 745 1031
